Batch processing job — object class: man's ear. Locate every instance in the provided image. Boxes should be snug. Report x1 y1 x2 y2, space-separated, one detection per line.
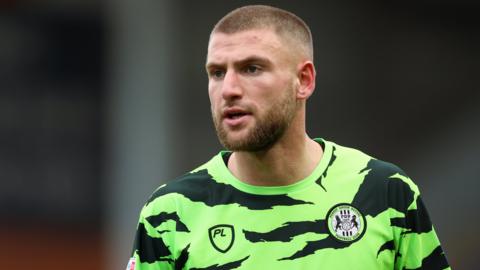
296 61 316 99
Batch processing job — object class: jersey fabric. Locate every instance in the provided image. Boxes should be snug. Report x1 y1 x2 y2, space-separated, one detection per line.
129 139 450 270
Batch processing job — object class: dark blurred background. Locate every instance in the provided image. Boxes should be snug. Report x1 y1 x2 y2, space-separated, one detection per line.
1 1 478 269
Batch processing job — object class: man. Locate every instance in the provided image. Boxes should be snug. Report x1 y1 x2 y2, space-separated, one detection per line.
127 5 450 270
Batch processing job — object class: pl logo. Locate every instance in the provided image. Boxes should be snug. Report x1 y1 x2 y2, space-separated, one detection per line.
209 224 235 253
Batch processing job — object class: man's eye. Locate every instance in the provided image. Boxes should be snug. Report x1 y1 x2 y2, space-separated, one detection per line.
245 65 260 74
212 70 225 78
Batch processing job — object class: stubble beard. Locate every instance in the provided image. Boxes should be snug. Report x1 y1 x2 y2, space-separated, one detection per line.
212 87 298 152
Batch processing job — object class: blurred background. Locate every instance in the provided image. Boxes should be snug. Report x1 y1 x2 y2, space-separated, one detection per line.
0 0 478 269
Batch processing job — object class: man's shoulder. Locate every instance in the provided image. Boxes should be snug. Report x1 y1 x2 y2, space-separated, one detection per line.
323 139 416 195
143 153 225 207
326 139 407 176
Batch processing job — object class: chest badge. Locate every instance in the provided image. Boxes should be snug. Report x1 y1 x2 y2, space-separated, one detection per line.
327 204 366 242
209 224 235 253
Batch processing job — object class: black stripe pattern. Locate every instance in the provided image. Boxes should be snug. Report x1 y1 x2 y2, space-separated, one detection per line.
146 169 313 210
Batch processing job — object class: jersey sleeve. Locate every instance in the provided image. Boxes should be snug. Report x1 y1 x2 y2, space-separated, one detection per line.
128 197 176 270
387 174 450 270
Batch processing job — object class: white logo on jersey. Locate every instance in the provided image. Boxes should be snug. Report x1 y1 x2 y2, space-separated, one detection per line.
327 204 366 242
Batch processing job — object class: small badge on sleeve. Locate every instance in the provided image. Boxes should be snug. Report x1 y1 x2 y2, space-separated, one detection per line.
126 257 136 270
327 203 366 242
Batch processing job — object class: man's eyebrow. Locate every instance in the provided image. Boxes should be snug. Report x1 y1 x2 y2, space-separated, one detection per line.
235 55 271 65
205 61 223 71
206 55 272 71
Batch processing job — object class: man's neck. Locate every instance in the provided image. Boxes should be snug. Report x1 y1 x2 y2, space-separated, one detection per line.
227 134 323 187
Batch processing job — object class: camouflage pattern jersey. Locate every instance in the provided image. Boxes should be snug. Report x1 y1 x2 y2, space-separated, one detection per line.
128 138 450 270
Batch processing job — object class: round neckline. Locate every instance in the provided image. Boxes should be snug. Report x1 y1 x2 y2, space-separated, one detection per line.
214 138 332 195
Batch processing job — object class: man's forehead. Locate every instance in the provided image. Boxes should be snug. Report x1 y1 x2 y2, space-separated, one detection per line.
209 29 283 51
207 29 285 61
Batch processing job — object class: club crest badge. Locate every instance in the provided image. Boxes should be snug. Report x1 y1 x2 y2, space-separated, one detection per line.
327 204 366 242
208 224 235 253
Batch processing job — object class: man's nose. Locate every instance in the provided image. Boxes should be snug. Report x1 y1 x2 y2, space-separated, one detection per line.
221 70 243 100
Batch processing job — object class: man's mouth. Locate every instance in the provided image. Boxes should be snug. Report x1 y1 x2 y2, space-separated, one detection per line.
222 108 251 126
223 108 250 119
226 111 247 119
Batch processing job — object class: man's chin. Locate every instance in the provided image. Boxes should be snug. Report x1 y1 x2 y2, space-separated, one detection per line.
220 135 276 152
220 137 249 151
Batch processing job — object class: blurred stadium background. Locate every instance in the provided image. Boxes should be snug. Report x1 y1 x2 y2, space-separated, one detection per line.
0 0 478 269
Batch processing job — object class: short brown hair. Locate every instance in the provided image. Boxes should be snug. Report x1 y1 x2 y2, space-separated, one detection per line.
211 5 313 60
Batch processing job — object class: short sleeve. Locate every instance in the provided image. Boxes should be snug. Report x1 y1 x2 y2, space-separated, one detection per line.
388 175 450 270
129 203 176 270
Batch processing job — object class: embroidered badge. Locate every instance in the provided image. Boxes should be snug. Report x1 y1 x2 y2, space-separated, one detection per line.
208 224 235 253
327 204 366 242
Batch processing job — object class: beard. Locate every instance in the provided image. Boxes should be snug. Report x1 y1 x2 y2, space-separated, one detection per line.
212 86 298 152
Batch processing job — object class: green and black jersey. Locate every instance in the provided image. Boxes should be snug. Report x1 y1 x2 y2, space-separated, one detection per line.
129 139 450 270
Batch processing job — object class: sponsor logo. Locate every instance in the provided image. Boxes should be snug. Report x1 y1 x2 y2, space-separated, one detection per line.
125 257 135 270
208 224 235 253
327 204 366 242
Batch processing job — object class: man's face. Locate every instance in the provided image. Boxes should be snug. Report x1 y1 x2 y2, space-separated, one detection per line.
206 28 299 152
